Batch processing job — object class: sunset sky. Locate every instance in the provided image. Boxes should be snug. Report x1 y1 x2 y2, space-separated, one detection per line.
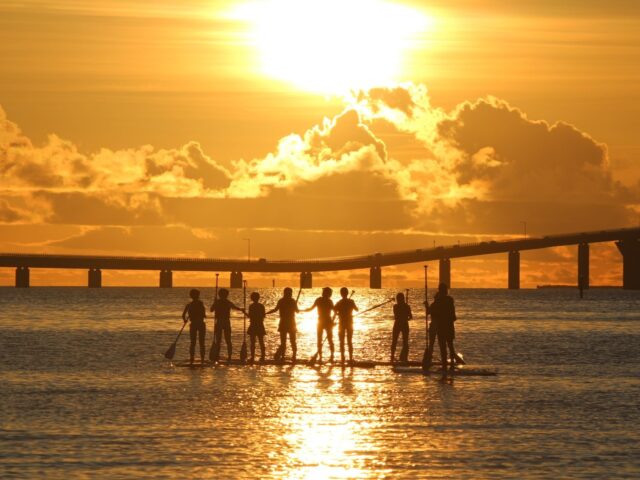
1 0 639 287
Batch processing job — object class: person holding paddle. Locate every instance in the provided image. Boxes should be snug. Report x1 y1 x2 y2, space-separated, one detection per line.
182 289 207 366
210 288 243 362
391 292 412 364
266 287 299 363
334 287 358 365
426 283 458 369
302 287 335 363
247 291 267 363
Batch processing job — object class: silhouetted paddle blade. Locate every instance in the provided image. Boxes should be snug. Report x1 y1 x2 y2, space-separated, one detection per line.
240 341 247 363
164 321 187 360
164 342 177 360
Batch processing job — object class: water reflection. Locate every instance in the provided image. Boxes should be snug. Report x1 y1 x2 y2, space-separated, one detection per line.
270 367 382 479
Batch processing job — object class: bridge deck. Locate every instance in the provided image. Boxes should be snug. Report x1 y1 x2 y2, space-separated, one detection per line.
0 227 638 272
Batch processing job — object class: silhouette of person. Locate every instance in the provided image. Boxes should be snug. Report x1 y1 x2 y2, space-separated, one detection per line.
247 291 267 363
391 292 412 363
426 283 458 369
266 287 299 362
182 288 207 366
334 287 358 364
302 287 335 363
210 288 243 361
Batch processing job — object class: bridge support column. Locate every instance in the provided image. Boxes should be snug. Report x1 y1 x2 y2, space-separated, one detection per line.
369 266 382 289
300 272 312 289
578 243 589 290
439 258 451 288
15 267 30 288
159 269 173 288
88 268 102 288
508 251 520 290
230 271 243 289
616 239 640 290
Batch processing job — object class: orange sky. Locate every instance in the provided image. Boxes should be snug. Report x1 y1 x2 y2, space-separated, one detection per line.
1 0 639 287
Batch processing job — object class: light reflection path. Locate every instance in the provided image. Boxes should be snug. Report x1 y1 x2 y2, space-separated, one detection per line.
268 366 391 479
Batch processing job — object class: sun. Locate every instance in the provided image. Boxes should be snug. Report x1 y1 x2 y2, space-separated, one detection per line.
230 0 432 94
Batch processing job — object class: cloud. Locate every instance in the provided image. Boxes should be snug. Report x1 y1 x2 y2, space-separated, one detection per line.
1 84 637 238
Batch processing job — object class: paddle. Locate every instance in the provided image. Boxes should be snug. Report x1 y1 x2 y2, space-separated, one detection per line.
309 290 354 365
421 265 430 370
240 280 248 363
164 320 187 360
208 273 219 362
354 297 394 317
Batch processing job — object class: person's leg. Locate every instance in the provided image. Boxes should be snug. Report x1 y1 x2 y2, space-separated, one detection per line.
339 325 346 363
400 324 409 362
290 330 297 361
316 323 323 361
438 334 448 369
347 325 354 362
224 326 232 360
391 323 400 362
258 335 266 361
198 323 206 362
326 325 334 361
279 331 287 359
427 325 437 365
250 333 256 362
189 323 197 364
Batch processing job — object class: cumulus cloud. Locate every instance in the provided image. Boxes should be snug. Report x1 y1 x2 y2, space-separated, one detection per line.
0 84 636 237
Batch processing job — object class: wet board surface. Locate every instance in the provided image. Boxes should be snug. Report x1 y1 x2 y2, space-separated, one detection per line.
172 359 379 369
393 366 498 377
169 359 437 369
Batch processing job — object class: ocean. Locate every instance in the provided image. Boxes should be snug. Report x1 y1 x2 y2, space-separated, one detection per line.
1 287 639 479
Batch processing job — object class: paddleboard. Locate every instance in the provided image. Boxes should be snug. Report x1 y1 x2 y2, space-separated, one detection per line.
393 366 497 376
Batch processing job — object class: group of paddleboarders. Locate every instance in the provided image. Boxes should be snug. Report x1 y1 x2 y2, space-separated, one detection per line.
181 283 459 369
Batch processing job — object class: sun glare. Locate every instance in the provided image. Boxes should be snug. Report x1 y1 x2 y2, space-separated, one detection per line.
230 0 432 94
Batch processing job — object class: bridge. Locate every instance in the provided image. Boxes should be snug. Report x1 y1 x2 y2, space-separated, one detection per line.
1 226 639 289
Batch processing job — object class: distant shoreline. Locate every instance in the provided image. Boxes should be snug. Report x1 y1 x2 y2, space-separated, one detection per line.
536 285 621 289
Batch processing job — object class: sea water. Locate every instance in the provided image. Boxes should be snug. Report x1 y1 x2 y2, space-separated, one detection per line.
0 287 639 479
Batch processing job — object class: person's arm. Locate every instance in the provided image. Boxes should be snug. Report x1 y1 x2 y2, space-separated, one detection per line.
266 300 280 316
230 301 243 312
451 298 457 322
210 300 215 312
301 298 318 313
352 300 359 312
407 305 413 320
182 304 189 323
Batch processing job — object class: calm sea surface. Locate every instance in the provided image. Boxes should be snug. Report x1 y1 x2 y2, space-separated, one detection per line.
1 287 639 479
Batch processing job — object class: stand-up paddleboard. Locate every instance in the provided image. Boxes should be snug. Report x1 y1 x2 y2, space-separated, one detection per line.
393 365 497 376
171 358 379 369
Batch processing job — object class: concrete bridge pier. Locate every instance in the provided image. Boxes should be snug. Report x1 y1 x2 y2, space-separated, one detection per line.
578 243 589 289
439 258 451 288
230 271 243 288
508 251 520 290
159 269 173 288
616 239 640 289
15 266 29 288
369 266 382 289
300 272 312 289
88 268 102 288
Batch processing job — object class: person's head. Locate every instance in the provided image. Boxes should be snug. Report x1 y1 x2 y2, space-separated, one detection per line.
438 282 448 295
396 292 405 304
283 287 293 298
250 292 260 303
218 288 229 299
189 288 200 300
322 287 332 298
340 287 349 298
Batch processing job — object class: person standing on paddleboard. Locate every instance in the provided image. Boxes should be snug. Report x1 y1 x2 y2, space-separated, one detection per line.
302 287 335 363
182 289 207 366
427 283 458 369
334 287 358 365
391 292 412 363
266 287 299 362
247 291 267 363
210 288 243 362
